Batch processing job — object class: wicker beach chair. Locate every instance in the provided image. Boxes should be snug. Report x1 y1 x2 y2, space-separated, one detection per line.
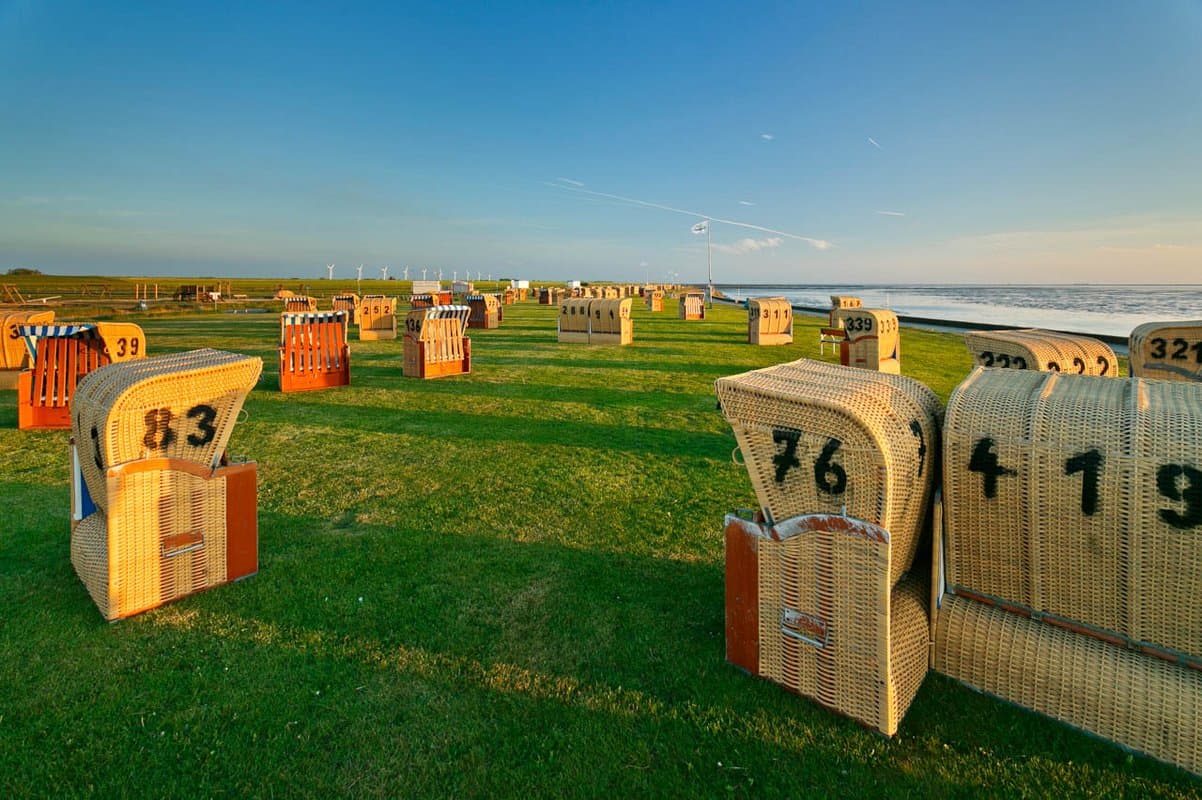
1129 321 1202 382
589 297 633 345
645 289 664 312
963 329 1118 376
359 296 397 341
828 308 900 373
558 298 592 343
0 309 54 389
716 358 941 734
933 367 1202 773
69 349 262 621
748 297 793 346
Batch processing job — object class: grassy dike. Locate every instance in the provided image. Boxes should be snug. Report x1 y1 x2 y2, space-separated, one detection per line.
0 297 1192 798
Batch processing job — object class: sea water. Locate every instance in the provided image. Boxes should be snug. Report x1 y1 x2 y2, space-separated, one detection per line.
715 284 1202 339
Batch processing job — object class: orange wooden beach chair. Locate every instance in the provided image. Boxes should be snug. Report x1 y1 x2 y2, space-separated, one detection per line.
283 296 318 312
402 305 472 379
278 310 351 392
17 324 109 430
680 291 706 320
466 294 502 329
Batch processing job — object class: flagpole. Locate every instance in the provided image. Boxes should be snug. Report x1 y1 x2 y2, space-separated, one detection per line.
706 217 713 308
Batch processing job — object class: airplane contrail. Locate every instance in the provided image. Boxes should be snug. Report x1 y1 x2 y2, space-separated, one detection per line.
876 210 905 216
547 180 832 250
868 137 881 149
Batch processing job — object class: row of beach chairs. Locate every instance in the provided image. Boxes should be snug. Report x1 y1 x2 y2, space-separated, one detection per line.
716 332 1202 772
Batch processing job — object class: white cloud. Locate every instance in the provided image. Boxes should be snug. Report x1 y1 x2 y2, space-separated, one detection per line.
867 137 881 149
760 133 774 141
713 236 783 255
876 210 905 217
738 200 755 206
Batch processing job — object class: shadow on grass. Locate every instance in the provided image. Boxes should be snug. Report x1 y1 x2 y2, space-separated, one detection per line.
261 396 730 460
476 354 752 376
348 374 713 412
1 485 1191 796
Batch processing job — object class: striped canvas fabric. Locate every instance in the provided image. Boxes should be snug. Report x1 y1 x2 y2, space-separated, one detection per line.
18 324 96 362
280 310 348 329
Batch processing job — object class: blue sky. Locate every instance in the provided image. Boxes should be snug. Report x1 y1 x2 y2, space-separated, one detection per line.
2 1 1200 283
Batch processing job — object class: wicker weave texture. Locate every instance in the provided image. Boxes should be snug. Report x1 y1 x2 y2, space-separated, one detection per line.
559 298 592 338
964 329 1118 377
2 310 54 369
716 358 941 585
754 516 928 735
71 467 228 621
828 296 862 328
748 298 794 345
1129 321 1202 382
943 367 1202 660
591 298 631 333
359 295 397 340
934 593 1202 774
831 308 900 372
71 349 261 514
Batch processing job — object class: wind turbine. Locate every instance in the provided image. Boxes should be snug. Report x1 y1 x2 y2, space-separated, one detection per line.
402 266 409 281
356 264 363 295
437 269 443 281
380 266 389 281
453 270 458 281
326 263 335 280
422 268 428 280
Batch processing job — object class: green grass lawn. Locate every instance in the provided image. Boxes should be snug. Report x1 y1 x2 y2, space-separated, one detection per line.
0 297 1195 798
